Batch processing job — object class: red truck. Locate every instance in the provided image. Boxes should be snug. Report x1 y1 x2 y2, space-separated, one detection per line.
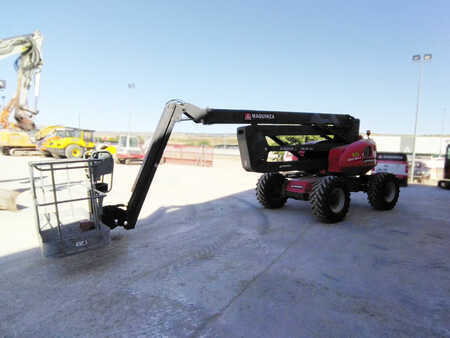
372 152 408 187
114 135 145 164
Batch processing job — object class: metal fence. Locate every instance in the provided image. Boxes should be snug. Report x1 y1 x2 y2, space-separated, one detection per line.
162 144 214 167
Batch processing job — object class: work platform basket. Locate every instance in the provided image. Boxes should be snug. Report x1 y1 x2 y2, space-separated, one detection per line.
29 155 113 257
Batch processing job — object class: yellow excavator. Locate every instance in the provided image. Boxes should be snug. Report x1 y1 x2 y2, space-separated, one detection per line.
0 31 93 158
0 30 44 155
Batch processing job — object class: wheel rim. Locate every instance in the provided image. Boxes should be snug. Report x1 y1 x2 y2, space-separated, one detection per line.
384 181 396 203
329 187 345 213
72 148 80 157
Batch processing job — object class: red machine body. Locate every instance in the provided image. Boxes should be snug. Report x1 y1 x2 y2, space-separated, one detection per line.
283 139 378 201
328 139 377 175
285 178 315 194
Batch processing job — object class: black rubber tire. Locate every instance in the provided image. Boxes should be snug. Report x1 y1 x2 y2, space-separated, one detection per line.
310 176 350 223
367 173 400 210
438 181 450 190
65 144 84 159
256 173 287 209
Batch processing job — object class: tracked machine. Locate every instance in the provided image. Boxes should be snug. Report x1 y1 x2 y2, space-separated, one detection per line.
101 100 400 229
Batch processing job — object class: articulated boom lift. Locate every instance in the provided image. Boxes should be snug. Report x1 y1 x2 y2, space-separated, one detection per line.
101 100 400 229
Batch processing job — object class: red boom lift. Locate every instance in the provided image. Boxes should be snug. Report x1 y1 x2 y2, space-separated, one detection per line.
101 100 400 229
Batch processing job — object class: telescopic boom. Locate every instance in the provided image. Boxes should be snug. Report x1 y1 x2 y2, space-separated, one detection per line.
101 100 359 230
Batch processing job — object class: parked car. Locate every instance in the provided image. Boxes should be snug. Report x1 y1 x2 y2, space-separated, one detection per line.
117 135 145 164
411 160 431 183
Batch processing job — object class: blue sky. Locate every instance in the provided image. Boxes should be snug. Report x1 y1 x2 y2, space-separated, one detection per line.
1 0 449 135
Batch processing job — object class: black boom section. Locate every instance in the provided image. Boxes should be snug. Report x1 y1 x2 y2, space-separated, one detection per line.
238 125 348 173
101 101 182 229
188 107 358 131
101 100 360 230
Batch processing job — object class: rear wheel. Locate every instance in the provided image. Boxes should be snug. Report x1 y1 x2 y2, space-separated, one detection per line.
65 144 84 159
256 173 287 209
310 176 350 223
367 173 400 210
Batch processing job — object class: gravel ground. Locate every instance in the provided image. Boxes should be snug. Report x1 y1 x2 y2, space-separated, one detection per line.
0 154 449 337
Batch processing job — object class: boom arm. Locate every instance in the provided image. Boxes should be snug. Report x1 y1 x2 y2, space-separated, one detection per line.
102 100 360 230
0 31 43 130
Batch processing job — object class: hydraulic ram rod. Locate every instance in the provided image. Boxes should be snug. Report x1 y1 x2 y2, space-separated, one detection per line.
101 100 359 230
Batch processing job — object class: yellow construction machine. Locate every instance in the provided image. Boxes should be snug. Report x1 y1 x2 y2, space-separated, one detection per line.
39 127 96 159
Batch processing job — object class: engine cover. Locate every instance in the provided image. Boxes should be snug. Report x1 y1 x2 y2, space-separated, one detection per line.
328 139 376 175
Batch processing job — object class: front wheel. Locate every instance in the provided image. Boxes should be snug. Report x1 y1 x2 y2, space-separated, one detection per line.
310 176 350 223
367 173 400 210
256 173 287 209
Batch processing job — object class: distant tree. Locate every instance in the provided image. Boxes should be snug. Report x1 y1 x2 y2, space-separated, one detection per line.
197 139 211 146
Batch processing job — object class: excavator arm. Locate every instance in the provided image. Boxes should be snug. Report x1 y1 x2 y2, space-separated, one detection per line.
101 100 360 230
0 30 43 130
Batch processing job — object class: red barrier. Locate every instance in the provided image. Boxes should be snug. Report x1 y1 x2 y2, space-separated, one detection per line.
162 144 214 167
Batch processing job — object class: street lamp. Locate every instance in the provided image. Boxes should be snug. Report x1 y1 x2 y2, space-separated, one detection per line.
410 53 432 182
127 83 135 136
0 80 5 111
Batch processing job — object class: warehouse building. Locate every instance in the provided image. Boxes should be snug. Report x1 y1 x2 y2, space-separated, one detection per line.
371 134 450 157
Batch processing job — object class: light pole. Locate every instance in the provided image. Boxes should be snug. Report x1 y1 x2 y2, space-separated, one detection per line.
439 107 446 158
410 53 432 182
128 83 135 137
0 80 6 111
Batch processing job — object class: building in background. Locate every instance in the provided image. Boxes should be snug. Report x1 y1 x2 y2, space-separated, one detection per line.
371 134 450 157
